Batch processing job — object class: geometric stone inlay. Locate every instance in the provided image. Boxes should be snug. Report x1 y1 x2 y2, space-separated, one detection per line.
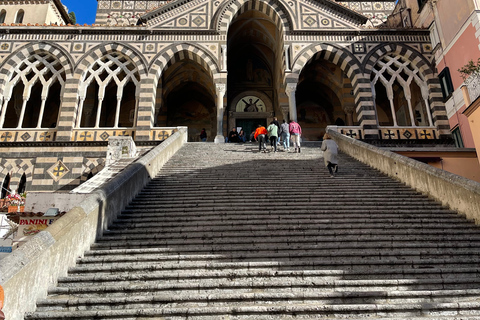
47 160 70 182
20 132 31 141
100 131 110 141
192 16 205 27
304 16 316 27
403 130 413 139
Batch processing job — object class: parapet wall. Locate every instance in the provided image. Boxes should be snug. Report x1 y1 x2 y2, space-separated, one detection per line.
0 127 188 320
327 128 480 223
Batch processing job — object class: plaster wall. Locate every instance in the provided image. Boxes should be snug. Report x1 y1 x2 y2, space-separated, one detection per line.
447 105 475 148
396 151 480 183
436 0 475 48
0 3 61 24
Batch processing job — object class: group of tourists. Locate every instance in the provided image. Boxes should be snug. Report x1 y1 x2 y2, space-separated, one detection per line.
253 118 303 153
201 118 339 177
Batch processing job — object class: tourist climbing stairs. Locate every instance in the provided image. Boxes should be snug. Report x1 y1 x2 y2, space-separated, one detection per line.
25 143 480 319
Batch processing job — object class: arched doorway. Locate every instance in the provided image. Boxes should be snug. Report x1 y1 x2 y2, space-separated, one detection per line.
156 58 216 142
296 57 357 140
227 7 284 133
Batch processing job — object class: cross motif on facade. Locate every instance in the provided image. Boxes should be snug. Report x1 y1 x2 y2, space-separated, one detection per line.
158 131 170 140
354 43 364 53
420 130 431 139
80 131 91 141
39 133 51 141
1 132 12 142
384 130 396 139
53 165 66 177
345 130 357 138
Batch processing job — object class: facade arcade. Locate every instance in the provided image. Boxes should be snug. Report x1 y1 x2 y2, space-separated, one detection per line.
0 0 451 192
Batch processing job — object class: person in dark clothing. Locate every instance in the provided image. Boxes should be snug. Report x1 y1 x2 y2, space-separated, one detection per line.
228 127 240 142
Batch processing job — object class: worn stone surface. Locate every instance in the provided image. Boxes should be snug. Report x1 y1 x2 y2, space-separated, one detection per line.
24 142 480 319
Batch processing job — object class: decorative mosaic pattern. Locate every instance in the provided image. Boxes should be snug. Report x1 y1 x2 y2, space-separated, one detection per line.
339 128 363 140
150 129 178 141
72 130 134 142
47 160 70 182
338 1 397 26
0 130 56 143
153 3 209 29
380 128 438 140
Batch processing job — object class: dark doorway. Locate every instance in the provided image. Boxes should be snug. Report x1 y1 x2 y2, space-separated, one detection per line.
236 119 267 141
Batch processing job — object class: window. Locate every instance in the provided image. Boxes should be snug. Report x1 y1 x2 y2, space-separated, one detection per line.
429 22 440 49
15 9 24 24
417 0 428 11
438 68 454 100
0 10 6 24
452 127 464 148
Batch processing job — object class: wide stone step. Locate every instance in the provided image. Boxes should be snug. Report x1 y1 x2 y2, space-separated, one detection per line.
106 218 471 231
113 214 465 225
68 259 480 279
24 300 480 319
33 289 480 312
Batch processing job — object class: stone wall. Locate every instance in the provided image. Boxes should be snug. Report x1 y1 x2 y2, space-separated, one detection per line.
0 127 188 320
328 128 480 223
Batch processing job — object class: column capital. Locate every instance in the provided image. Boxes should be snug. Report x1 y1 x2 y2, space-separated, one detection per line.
285 83 297 96
216 83 226 96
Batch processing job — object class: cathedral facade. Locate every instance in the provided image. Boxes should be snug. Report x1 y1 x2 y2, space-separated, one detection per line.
0 0 449 192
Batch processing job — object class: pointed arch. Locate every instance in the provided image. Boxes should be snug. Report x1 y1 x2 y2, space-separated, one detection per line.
0 42 73 97
290 43 363 85
149 43 221 81
73 43 146 129
0 42 72 129
74 42 148 78
216 0 293 34
365 43 449 136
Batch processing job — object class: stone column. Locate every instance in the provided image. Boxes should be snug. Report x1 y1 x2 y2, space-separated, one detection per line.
285 83 297 122
0 98 9 128
284 45 291 72
344 106 355 126
214 83 226 143
221 45 227 72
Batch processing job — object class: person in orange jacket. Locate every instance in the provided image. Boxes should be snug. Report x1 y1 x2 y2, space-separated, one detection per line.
254 124 268 152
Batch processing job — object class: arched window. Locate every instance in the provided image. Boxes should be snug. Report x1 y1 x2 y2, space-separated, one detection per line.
77 52 140 128
1 174 11 199
17 173 27 194
15 9 24 24
0 52 65 129
0 10 6 24
371 54 433 127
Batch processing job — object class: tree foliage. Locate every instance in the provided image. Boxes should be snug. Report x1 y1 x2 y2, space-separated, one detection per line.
458 58 480 81
68 11 76 25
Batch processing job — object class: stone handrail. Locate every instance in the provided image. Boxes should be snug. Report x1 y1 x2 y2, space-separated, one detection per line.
327 128 480 223
0 127 188 320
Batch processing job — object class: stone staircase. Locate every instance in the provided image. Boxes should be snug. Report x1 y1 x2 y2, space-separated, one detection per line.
25 143 480 319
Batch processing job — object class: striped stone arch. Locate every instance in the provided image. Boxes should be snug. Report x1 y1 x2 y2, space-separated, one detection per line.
73 42 148 78
363 43 434 79
149 43 221 81
364 43 450 137
0 158 35 189
216 0 293 34
290 43 379 138
0 42 73 97
290 43 362 84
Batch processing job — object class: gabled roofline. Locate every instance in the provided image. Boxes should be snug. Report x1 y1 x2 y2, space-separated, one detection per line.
53 0 73 24
138 0 368 26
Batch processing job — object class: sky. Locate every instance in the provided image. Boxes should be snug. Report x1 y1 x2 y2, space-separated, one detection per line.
61 0 98 25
